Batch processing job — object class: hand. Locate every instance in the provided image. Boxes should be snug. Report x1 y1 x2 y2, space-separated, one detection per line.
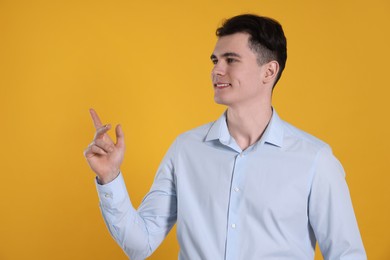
84 109 125 184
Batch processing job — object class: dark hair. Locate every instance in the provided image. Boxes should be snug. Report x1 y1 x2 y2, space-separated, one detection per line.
216 14 287 87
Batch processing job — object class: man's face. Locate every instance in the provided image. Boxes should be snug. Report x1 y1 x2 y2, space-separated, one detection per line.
210 33 267 108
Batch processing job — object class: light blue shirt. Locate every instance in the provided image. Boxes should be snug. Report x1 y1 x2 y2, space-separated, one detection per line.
96 110 366 260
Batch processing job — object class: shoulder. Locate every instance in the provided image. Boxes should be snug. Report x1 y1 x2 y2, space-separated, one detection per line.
175 121 215 143
281 119 345 176
280 118 331 155
165 121 216 161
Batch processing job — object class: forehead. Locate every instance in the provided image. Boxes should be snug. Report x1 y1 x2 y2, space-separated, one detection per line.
212 32 253 56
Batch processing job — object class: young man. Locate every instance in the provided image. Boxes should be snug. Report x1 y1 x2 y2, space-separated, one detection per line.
84 14 366 260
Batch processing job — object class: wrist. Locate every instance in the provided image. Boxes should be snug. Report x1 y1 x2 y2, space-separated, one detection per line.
97 171 120 185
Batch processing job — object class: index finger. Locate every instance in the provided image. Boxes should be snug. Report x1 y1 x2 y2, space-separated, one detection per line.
89 108 103 129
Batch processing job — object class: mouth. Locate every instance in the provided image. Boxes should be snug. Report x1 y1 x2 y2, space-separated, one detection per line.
214 83 231 89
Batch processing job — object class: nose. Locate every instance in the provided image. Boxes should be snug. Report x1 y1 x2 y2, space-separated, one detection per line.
211 61 226 80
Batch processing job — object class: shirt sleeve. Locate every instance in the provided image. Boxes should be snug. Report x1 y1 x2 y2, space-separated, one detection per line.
308 145 367 260
95 140 178 260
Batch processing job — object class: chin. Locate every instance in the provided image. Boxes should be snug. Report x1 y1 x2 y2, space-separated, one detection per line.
214 96 230 106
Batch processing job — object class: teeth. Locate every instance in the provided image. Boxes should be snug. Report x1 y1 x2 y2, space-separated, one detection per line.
216 83 230 87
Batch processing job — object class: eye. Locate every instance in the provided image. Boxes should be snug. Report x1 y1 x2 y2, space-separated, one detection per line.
226 58 236 64
211 59 218 65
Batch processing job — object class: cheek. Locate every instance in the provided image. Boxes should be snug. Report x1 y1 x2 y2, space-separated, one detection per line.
236 70 262 87
229 69 245 85
246 67 263 84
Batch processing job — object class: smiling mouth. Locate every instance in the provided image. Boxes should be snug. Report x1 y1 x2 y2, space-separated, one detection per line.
214 83 231 89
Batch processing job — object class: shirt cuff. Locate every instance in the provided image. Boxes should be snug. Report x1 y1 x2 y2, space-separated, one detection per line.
95 172 130 208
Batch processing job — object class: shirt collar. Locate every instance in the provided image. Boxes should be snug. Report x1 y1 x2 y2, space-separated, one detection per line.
261 109 284 147
205 108 284 148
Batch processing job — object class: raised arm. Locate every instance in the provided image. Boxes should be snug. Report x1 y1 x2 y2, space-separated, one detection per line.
84 108 126 184
83 109 177 259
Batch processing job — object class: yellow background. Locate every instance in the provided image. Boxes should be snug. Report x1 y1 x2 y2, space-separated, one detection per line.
1 0 389 259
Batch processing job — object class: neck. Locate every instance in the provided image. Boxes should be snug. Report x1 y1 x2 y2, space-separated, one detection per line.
226 102 272 151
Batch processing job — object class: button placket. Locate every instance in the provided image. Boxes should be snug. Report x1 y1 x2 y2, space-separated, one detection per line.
225 152 246 260
104 193 113 199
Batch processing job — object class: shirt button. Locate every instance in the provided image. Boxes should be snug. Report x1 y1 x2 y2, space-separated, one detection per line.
104 193 112 198
234 187 240 192
231 224 236 229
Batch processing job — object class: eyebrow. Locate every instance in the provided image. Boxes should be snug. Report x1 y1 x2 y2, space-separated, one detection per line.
210 52 242 60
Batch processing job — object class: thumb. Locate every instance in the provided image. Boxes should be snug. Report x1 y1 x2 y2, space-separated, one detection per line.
115 124 125 148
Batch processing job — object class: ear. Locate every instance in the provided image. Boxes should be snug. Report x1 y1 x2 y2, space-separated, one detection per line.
262 61 279 85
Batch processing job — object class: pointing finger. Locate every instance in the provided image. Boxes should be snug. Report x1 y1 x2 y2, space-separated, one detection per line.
89 108 103 129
